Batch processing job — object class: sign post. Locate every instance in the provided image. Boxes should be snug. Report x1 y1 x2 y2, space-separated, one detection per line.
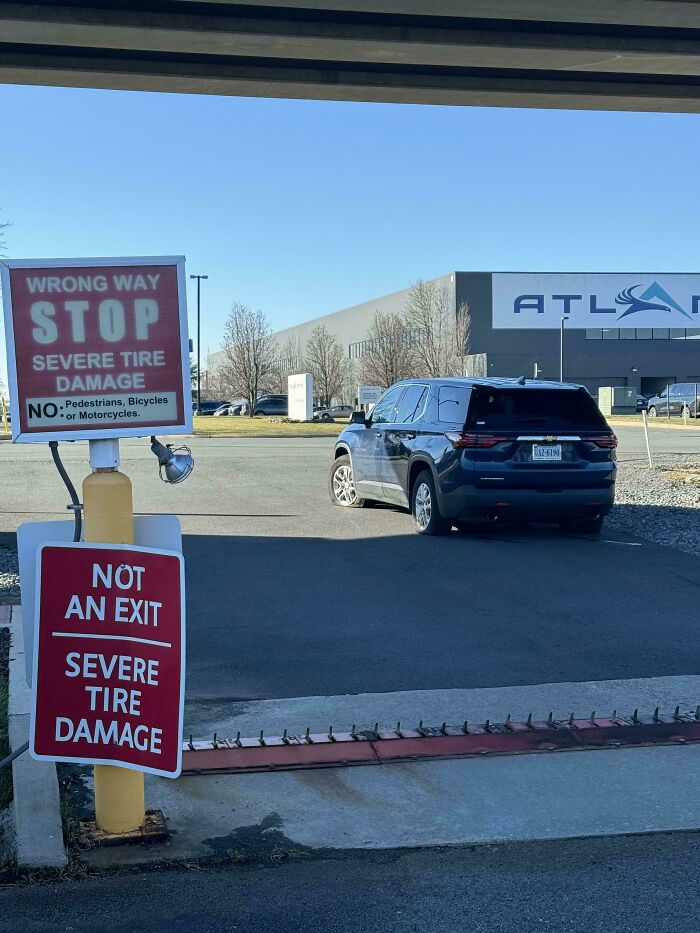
1 256 191 836
287 373 313 421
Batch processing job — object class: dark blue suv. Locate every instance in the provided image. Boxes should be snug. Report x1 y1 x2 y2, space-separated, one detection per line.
330 378 617 535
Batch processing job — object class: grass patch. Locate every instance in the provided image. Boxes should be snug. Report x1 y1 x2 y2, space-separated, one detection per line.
0 628 11 818
607 413 697 426
192 415 345 437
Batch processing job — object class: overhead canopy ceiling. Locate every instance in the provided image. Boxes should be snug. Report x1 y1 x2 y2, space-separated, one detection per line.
3 1 700 111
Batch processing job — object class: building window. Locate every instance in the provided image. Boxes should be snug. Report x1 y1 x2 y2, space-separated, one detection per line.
586 326 698 340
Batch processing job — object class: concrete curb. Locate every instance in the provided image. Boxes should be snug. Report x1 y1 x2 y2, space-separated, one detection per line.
8 606 67 869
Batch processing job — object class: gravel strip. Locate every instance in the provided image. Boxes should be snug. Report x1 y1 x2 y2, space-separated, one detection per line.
609 455 700 556
0 546 20 604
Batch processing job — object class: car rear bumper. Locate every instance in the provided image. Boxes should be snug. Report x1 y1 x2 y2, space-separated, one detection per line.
438 484 615 522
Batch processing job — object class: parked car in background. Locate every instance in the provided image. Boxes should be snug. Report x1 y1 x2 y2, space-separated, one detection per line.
314 404 354 422
330 377 617 536
253 395 288 416
195 400 229 416
636 395 648 412
213 404 234 416
647 383 700 418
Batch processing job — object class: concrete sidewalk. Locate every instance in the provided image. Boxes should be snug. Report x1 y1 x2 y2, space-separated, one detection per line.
87 675 700 866
183 675 700 738
141 743 700 860
6 607 67 868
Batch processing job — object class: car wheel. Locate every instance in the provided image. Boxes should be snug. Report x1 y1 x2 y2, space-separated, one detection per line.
648 406 657 418
682 404 691 419
322 413 332 422
411 470 450 536
329 455 365 508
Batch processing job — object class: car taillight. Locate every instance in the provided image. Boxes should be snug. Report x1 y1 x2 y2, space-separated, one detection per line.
445 432 508 449
586 434 618 449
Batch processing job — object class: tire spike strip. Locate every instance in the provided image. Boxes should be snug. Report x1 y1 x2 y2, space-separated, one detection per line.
181 707 700 774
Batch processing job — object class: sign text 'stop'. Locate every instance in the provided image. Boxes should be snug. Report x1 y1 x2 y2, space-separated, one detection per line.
1 256 192 442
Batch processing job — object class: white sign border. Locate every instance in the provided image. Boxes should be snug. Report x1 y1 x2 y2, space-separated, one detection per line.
0 255 193 443
29 541 186 779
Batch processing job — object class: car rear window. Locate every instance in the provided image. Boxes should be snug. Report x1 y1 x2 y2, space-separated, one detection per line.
466 387 607 431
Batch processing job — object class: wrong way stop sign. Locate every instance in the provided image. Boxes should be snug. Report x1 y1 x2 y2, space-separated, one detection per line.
1 256 192 442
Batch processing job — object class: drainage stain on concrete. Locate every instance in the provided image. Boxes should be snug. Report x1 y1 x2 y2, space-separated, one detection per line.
294 767 375 807
202 813 313 862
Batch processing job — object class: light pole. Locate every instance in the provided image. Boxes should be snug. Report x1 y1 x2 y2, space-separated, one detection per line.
189 274 208 413
560 317 565 382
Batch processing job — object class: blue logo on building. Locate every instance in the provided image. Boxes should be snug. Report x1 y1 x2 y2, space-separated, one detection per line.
615 281 693 321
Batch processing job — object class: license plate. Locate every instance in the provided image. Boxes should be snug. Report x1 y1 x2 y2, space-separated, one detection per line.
532 444 562 462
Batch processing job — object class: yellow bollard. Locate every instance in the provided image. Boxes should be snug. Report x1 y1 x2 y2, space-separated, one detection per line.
83 459 145 834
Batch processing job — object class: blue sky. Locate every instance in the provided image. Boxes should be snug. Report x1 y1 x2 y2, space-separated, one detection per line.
2 83 700 386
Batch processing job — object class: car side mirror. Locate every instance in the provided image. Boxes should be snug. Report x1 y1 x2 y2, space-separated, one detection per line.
351 410 368 425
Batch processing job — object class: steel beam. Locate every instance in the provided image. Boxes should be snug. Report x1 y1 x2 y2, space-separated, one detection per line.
3 5 700 114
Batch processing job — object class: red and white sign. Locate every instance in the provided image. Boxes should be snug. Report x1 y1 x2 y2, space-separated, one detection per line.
30 543 185 778
1 256 192 442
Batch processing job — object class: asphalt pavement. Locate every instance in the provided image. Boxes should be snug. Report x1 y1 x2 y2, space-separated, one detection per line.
2 424 700 930
0 425 699 704
2 832 700 933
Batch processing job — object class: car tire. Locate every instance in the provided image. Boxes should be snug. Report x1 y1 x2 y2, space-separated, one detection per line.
411 470 450 536
329 455 365 508
322 413 332 422
648 406 657 418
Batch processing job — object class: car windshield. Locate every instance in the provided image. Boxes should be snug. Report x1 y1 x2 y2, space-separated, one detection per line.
466 387 607 431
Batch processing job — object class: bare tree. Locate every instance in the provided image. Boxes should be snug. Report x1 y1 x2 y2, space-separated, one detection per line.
269 336 304 394
220 302 277 416
358 310 418 389
304 325 349 406
0 211 9 256
404 280 470 378
202 364 232 401
0 211 10 402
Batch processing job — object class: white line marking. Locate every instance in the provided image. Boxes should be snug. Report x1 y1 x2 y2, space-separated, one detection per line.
51 632 172 648
604 540 642 546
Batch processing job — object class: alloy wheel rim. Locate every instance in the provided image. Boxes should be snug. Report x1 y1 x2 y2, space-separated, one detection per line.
415 482 432 530
333 464 357 505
